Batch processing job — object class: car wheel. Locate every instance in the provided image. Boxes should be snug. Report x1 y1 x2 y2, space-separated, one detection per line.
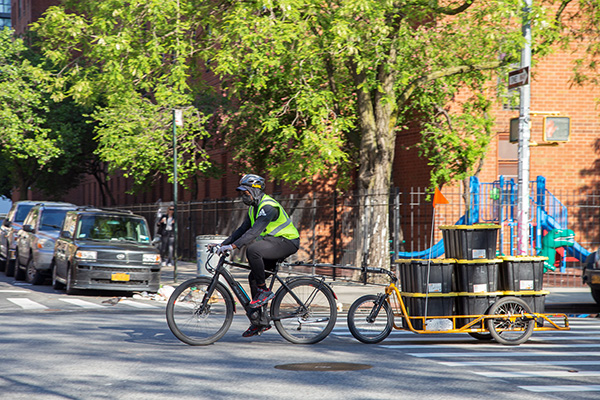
0 256 6 273
591 288 600 305
52 261 65 290
66 265 78 295
25 257 44 285
14 254 26 281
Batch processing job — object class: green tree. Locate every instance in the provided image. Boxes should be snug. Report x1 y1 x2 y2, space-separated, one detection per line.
202 0 577 268
33 0 214 191
34 1 600 269
0 28 62 199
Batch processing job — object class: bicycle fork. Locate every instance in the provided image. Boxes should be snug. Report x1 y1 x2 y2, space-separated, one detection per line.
367 293 389 323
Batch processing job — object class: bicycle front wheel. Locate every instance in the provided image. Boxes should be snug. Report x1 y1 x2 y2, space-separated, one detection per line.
166 277 234 345
271 278 337 344
347 294 393 344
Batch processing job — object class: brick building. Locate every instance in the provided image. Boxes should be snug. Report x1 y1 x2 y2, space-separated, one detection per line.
10 1 600 255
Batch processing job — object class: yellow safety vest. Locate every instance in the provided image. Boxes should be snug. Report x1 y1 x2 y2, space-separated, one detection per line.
248 194 299 240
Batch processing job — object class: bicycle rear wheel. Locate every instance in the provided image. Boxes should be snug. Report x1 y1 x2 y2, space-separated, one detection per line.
271 278 337 344
347 294 393 344
166 277 234 345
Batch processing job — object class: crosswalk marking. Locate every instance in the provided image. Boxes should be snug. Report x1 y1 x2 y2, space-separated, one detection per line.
519 385 600 393
59 298 105 309
408 351 600 358
119 300 160 309
439 361 600 367
385 342 600 350
475 370 600 378
7 298 47 310
0 290 28 293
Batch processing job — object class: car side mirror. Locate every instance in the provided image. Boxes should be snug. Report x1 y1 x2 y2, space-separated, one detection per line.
60 230 72 239
2 219 10 227
22 225 34 233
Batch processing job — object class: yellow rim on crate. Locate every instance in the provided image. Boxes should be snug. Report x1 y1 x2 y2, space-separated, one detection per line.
455 258 503 264
498 255 548 261
439 224 501 230
394 258 456 263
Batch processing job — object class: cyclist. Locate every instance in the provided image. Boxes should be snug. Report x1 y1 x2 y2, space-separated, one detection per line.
215 174 300 337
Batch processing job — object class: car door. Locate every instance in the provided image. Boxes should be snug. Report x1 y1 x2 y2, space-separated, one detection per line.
17 208 38 267
0 205 17 260
53 213 76 279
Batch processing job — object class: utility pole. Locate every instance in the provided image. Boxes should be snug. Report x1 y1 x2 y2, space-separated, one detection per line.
173 109 183 282
517 0 532 255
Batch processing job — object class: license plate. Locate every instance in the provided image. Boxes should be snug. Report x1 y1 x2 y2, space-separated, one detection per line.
592 275 600 284
111 272 130 282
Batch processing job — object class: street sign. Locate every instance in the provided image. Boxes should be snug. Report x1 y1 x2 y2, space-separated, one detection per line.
508 67 529 90
544 116 570 142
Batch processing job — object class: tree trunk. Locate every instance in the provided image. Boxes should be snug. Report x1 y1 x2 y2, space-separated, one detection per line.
352 85 397 272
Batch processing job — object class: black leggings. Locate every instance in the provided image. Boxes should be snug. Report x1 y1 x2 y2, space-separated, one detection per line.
246 236 298 296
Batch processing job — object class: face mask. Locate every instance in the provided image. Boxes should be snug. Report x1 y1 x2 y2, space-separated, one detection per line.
242 193 253 206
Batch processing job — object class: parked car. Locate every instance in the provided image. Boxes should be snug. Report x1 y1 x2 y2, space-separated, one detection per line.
52 207 161 294
0 201 38 276
14 202 77 284
583 248 600 305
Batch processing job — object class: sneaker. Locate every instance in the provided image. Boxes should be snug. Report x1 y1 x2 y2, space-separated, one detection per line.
242 324 271 337
249 287 275 308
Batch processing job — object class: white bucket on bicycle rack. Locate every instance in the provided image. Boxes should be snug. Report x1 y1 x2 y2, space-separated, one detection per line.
196 235 228 276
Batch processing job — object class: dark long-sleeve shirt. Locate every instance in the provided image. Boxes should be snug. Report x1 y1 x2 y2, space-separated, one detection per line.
222 204 279 248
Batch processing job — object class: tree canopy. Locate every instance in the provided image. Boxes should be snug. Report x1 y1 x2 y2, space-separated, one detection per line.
30 0 600 267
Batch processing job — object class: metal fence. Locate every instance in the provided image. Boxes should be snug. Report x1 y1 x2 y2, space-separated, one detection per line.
119 186 600 287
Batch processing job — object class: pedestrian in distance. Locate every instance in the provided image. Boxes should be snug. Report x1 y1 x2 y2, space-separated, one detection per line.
210 174 300 337
157 206 176 267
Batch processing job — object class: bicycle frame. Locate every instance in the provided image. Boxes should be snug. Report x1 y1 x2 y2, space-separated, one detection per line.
363 266 569 335
201 251 330 322
382 279 570 334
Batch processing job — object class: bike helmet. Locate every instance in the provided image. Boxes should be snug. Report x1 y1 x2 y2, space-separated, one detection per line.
236 174 265 192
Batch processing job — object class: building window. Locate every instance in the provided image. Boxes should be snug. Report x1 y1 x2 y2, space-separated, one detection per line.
498 133 518 180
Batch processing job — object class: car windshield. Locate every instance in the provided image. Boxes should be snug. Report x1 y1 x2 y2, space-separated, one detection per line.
75 215 151 243
39 209 70 231
15 205 34 223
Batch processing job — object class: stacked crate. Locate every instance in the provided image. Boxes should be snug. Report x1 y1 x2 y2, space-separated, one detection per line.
396 259 456 330
441 224 502 328
396 224 547 331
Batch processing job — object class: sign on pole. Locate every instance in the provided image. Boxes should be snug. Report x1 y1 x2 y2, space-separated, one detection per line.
508 66 529 90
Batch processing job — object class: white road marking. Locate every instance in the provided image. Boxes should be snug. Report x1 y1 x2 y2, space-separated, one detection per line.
519 385 600 393
475 370 600 378
7 298 47 310
59 298 105 309
119 300 160 309
408 351 600 358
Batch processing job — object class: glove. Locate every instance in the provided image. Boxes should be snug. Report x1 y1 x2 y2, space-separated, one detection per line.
217 244 233 256
206 243 220 251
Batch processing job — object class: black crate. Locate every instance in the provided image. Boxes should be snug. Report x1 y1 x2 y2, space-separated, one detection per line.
396 259 456 294
499 256 546 292
456 295 497 328
395 261 413 292
405 296 455 330
515 294 546 327
455 259 502 293
440 224 500 260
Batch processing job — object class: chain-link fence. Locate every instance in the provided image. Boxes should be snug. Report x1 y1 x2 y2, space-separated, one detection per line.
120 187 600 287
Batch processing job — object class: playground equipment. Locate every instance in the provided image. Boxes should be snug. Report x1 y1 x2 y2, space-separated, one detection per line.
397 175 590 271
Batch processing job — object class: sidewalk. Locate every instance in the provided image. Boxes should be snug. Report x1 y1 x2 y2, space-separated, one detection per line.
160 261 599 312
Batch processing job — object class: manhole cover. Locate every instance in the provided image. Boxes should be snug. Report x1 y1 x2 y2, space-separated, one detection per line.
274 362 372 371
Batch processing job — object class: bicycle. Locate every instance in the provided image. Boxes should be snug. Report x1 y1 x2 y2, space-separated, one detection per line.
166 247 338 345
347 267 569 346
